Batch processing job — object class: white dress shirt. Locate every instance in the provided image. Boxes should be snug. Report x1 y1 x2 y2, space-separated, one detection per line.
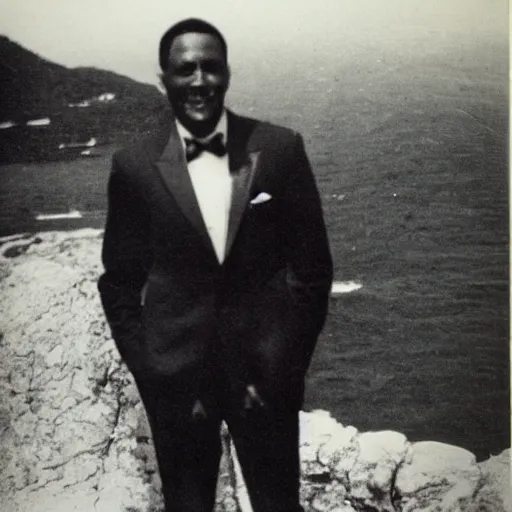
176 112 231 264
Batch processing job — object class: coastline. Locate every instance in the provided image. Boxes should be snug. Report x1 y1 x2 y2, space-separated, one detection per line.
0 229 509 511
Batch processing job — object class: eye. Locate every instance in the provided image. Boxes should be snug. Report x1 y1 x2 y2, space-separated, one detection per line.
202 61 224 74
174 62 196 76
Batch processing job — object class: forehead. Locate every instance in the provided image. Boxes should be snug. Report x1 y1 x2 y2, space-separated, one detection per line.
168 32 225 62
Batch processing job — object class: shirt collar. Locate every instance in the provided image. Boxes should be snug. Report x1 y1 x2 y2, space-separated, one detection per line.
175 109 227 145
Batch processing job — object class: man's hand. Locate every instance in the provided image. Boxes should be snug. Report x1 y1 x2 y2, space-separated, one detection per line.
243 384 266 411
192 399 207 420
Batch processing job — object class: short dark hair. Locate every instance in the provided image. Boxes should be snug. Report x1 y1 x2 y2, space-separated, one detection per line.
159 18 228 71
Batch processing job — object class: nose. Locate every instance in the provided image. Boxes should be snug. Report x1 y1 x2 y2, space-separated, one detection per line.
191 67 206 87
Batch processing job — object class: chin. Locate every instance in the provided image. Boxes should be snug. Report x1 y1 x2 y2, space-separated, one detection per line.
187 112 215 123
180 111 221 135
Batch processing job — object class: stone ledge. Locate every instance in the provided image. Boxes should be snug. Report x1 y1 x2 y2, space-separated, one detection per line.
0 230 510 512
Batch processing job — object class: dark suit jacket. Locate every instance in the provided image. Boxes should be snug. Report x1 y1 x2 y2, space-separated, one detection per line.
98 108 333 409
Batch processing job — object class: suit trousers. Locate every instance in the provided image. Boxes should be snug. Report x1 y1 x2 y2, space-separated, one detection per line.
134 369 304 512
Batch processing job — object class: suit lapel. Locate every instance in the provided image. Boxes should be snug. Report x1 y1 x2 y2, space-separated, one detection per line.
225 112 261 257
150 110 262 261
154 116 216 256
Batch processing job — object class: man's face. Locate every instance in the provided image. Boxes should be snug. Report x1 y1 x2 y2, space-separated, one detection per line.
162 32 230 138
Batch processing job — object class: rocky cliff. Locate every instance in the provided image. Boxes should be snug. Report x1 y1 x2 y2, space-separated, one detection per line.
0 229 509 512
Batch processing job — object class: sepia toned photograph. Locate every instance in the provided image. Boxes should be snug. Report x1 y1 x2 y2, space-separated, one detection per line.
0 1 509 511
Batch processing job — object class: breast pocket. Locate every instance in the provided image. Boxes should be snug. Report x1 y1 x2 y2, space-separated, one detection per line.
246 189 278 221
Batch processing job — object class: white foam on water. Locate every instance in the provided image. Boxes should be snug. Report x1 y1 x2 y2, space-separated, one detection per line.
26 118 51 126
0 121 16 129
36 210 83 220
331 281 362 294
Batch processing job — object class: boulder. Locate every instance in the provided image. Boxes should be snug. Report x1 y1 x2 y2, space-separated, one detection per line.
395 441 481 511
0 230 153 512
471 450 512 512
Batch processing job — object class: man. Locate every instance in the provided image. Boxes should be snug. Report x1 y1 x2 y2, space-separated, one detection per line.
98 18 333 512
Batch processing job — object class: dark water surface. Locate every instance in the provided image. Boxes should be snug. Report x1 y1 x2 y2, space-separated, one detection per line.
1 44 508 460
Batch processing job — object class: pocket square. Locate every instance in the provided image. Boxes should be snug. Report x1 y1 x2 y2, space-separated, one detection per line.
250 192 272 205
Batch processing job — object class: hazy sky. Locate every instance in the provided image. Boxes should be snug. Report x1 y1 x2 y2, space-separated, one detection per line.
0 0 508 84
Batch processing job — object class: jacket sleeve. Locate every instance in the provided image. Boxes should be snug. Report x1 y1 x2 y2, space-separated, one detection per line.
98 154 152 349
281 133 333 369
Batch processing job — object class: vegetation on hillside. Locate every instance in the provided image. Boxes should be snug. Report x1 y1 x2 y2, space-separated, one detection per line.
0 36 167 163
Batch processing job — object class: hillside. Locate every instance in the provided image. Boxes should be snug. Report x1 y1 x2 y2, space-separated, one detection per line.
0 36 167 163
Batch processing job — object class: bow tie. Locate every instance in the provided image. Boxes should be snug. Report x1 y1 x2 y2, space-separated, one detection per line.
185 133 227 162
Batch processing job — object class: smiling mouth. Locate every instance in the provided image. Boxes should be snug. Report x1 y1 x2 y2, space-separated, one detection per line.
184 92 216 109
186 99 209 109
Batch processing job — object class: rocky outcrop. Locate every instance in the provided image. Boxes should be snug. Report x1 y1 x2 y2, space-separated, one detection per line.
0 230 510 512
296 413 510 512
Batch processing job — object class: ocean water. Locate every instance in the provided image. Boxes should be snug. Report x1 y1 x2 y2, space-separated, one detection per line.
227 47 509 460
0 42 508 460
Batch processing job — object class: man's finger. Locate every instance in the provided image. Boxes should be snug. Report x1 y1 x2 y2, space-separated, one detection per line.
246 384 266 408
